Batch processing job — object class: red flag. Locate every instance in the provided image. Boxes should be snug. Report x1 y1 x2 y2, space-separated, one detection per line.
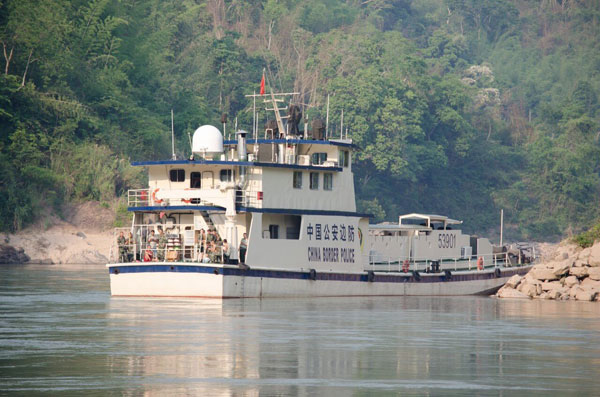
259 73 265 95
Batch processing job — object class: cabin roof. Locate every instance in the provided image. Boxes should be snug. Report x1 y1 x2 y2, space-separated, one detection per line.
368 223 431 231
130 159 343 172
223 138 356 148
399 213 463 225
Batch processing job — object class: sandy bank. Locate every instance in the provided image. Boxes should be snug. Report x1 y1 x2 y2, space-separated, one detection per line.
4 202 116 264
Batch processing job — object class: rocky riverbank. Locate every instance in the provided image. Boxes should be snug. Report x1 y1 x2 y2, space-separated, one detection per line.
497 241 600 301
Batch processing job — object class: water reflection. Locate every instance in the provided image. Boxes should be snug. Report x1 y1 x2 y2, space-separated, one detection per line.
1 265 599 395
102 296 600 396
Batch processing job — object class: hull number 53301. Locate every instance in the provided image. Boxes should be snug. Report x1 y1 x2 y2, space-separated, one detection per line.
438 233 456 249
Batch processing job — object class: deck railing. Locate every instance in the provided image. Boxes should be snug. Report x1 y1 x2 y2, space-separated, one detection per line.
363 249 537 273
127 188 262 208
109 225 231 264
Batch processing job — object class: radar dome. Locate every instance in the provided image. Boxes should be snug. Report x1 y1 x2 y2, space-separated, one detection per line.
192 125 223 155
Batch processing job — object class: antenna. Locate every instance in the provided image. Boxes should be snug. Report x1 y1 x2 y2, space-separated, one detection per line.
221 113 227 140
340 108 344 139
500 209 504 246
187 130 193 158
171 108 176 160
325 94 330 140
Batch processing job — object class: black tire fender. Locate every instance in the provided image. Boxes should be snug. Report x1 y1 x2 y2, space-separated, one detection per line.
412 270 421 281
367 270 375 282
444 269 452 280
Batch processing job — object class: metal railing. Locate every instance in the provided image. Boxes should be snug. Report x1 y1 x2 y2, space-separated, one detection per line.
235 189 262 208
109 226 231 264
363 250 537 273
128 188 262 208
128 189 150 207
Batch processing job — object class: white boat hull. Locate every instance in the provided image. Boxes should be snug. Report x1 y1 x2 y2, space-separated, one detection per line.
107 263 532 298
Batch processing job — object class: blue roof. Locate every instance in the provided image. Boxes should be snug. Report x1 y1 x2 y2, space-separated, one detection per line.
131 159 343 172
127 205 371 218
223 138 356 148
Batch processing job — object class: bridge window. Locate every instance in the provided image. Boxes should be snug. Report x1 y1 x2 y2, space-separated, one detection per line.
268 224 279 239
324 173 333 190
311 152 327 165
220 169 233 182
310 172 319 190
169 169 185 182
190 172 201 188
339 150 349 167
293 171 302 189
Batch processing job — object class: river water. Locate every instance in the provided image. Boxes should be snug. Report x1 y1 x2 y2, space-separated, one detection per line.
1 265 599 396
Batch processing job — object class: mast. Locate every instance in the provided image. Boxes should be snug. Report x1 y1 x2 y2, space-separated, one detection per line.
171 108 176 160
325 94 330 139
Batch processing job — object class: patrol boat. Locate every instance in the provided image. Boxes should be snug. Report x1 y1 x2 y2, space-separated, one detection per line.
106 92 533 298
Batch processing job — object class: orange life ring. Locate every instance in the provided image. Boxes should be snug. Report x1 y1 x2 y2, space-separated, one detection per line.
477 256 484 271
152 188 162 204
402 259 410 273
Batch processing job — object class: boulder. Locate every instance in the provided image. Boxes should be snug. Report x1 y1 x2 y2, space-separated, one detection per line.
497 287 530 299
573 258 589 267
588 267 600 281
570 286 582 300
551 262 571 277
575 289 596 302
580 278 600 291
588 243 600 267
541 281 562 291
0 244 30 264
569 266 588 278
505 274 523 289
564 275 579 288
530 267 559 281
546 289 562 300
519 282 539 297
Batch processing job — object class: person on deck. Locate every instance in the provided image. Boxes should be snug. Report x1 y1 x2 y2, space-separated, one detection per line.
148 230 158 261
126 232 134 262
197 229 206 262
144 245 153 262
117 231 127 263
239 233 248 264
222 239 230 264
157 228 167 262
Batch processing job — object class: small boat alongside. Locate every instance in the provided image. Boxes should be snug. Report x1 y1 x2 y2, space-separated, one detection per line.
106 91 534 298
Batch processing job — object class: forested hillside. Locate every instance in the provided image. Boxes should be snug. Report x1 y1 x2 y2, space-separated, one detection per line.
1 0 599 241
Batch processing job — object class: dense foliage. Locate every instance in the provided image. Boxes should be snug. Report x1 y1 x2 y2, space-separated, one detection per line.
1 0 599 241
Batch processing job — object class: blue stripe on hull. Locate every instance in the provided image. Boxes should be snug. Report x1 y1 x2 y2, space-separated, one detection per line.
108 264 531 283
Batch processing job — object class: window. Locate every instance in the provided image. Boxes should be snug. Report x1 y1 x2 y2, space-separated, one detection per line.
268 224 279 239
190 172 201 188
310 172 319 190
293 171 302 189
220 169 233 182
311 152 327 165
169 169 185 182
339 150 349 167
324 173 333 191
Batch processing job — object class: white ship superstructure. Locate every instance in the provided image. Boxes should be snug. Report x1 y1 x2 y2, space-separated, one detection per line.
107 92 533 297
